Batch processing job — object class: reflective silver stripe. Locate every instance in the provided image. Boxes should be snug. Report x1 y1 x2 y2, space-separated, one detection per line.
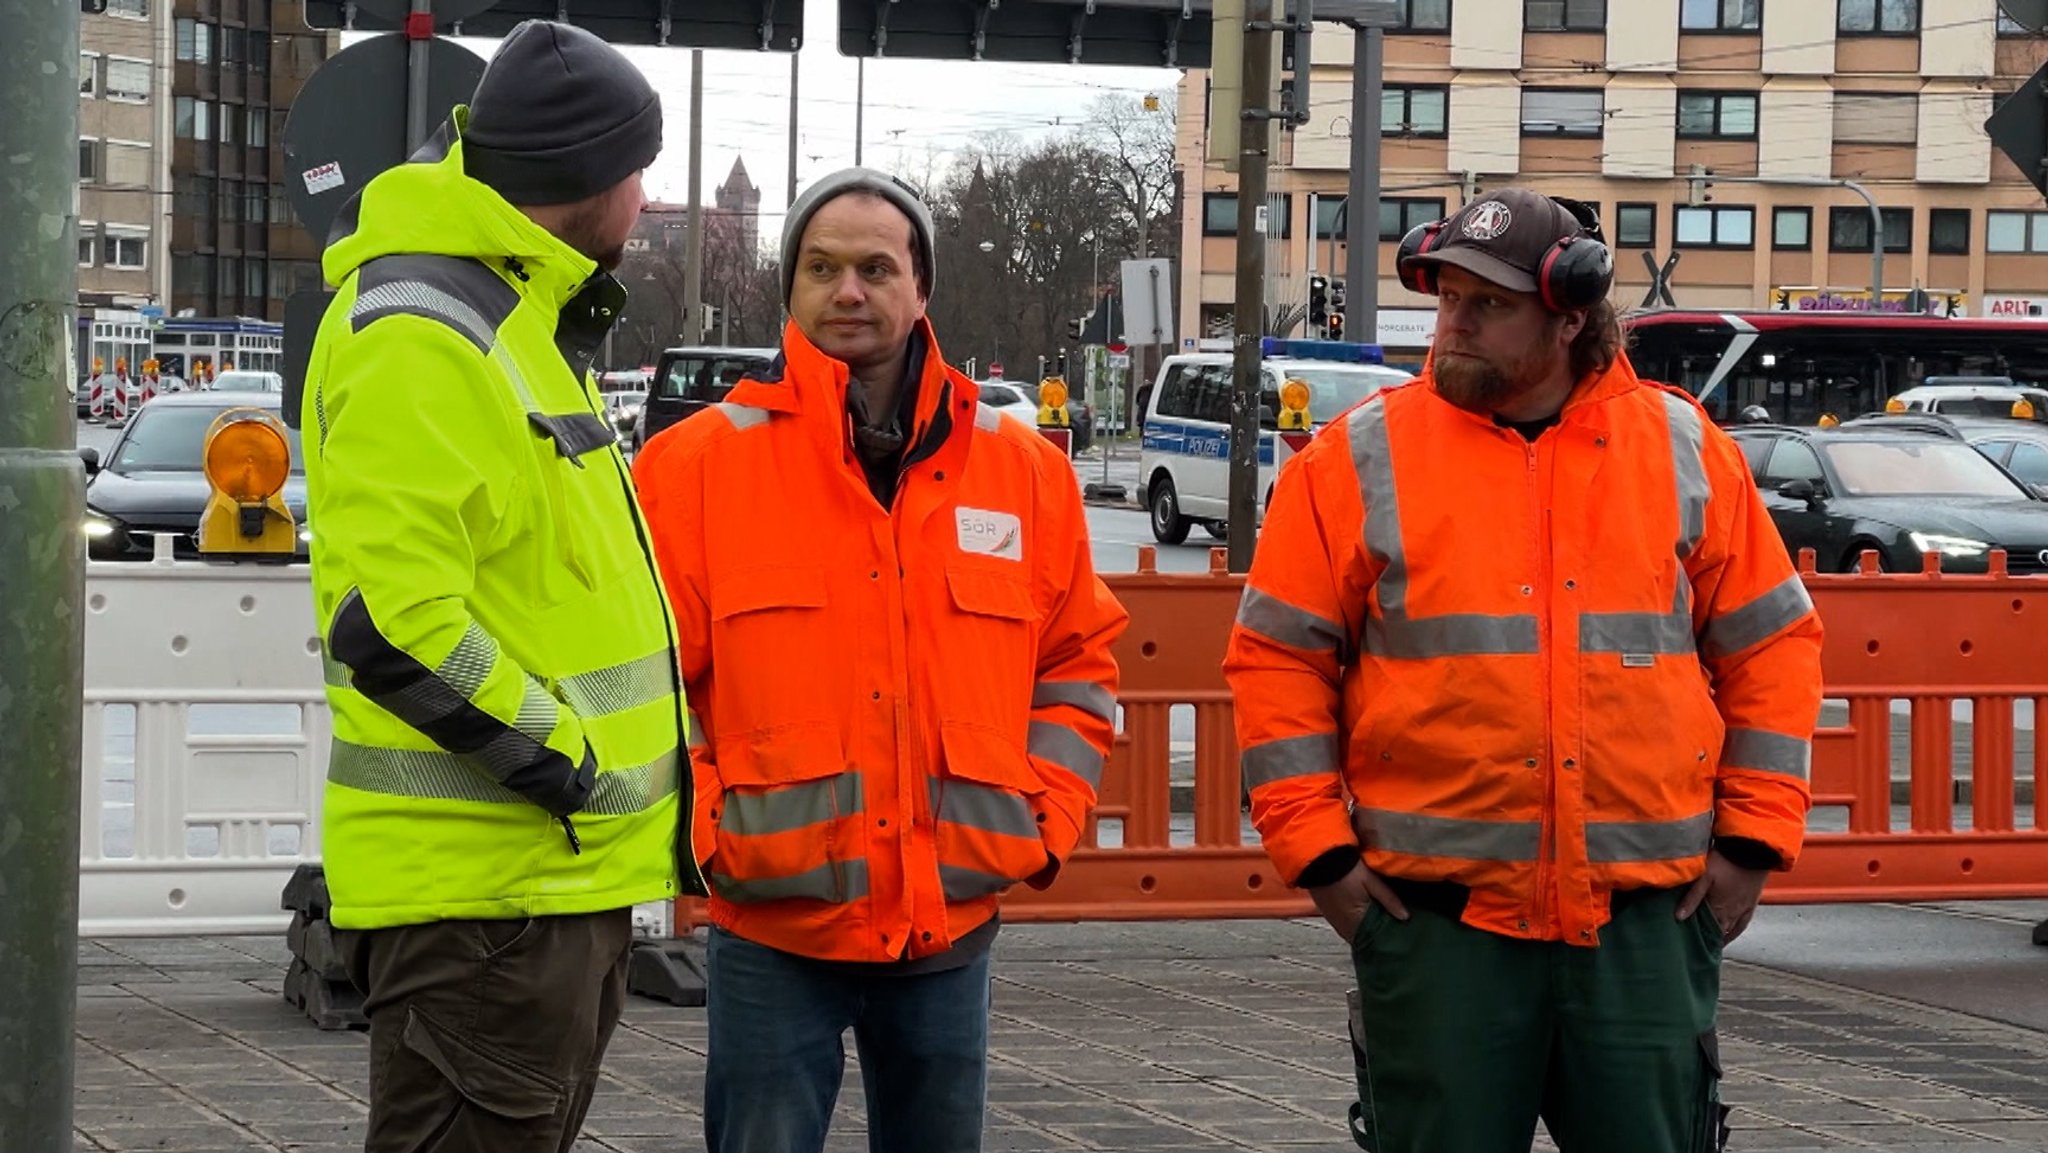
510 677 559 746
974 403 1005 433
1348 394 1538 659
1701 576 1813 660
321 647 352 689
1366 613 1540 658
1237 586 1347 655
350 280 497 350
557 651 674 718
491 344 539 411
1661 392 1710 559
1031 681 1116 723
1723 728 1812 781
723 772 863 836
932 778 1040 839
685 707 707 751
715 401 771 431
712 859 869 904
435 624 498 697
1586 811 1714 863
1241 732 1340 789
939 863 1015 901
1028 720 1103 788
329 740 679 814
1580 610 1694 655
1357 808 1542 862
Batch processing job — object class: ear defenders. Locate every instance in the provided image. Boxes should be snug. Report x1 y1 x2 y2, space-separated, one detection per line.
1396 195 1615 313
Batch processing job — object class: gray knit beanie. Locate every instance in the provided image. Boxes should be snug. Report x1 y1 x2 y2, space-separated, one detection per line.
781 167 937 303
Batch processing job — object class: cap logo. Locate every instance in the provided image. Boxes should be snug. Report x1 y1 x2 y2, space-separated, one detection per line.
1462 202 1513 241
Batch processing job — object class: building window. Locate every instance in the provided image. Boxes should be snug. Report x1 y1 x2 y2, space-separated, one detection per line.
1833 94 1918 145
1772 206 1812 251
1829 206 1912 253
105 140 150 188
1383 85 1449 136
1201 192 1293 238
104 58 151 103
1615 203 1657 247
1522 89 1604 137
105 0 147 17
78 228 96 268
1379 198 1446 241
1677 92 1759 140
1987 210 2048 254
246 184 271 224
176 19 215 64
1673 205 1754 249
78 139 99 183
1525 0 1604 30
248 107 269 148
79 53 100 98
104 229 148 270
1839 0 1917 34
219 103 242 145
1928 208 1970 256
1389 0 1451 32
1681 0 1760 31
175 98 215 141
246 261 268 301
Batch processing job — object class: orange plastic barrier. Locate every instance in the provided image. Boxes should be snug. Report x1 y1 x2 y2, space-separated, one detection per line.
678 547 2048 932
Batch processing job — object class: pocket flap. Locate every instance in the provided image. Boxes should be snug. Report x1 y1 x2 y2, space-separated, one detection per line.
938 720 1045 795
945 565 1037 622
401 1006 563 1121
711 564 829 621
719 723 847 788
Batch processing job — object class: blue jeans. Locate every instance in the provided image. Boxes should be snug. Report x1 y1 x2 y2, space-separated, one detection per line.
703 926 992 1153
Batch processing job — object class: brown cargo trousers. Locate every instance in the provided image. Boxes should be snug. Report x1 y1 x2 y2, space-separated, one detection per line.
339 908 634 1153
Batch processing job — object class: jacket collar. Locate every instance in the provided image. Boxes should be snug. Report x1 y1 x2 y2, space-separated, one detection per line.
1414 345 1645 429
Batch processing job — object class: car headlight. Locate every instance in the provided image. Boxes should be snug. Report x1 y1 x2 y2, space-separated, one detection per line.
1909 532 1990 557
83 511 118 539
298 526 314 543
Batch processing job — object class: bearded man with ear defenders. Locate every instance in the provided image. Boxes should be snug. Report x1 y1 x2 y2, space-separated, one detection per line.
1222 188 1824 1153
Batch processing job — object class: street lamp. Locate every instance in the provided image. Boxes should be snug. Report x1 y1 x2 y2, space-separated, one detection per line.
978 240 995 253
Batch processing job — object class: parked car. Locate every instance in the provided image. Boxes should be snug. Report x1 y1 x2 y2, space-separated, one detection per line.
631 345 779 452
1727 418 2048 574
972 379 1093 451
211 369 286 394
82 393 309 563
1887 379 2048 422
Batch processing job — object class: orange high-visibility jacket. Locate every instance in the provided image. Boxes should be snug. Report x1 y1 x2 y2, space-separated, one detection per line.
1224 354 1823 945
633 319 1128 963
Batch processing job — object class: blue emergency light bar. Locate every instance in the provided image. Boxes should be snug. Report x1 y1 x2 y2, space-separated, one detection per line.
1259 338 1386 365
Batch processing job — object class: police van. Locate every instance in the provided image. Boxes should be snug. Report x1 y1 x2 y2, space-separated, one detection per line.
1140 338 1411 543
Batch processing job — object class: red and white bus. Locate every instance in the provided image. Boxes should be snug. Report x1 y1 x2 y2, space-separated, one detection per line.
1623 310 2048 425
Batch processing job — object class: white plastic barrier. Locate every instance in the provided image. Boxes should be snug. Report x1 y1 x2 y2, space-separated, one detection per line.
81 548 328 936
81 544 676 939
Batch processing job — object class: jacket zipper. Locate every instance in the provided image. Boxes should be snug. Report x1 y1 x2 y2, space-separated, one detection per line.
1528 436 1555 939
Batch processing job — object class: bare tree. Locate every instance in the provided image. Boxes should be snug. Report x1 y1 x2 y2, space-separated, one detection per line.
1082 92 1180 266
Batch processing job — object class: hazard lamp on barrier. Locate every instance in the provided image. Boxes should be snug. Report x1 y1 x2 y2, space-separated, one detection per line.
1276 378 1313 431
1036 376 1071 427
198 408 299 558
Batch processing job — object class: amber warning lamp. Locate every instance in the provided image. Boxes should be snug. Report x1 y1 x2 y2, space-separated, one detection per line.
199 408 298 557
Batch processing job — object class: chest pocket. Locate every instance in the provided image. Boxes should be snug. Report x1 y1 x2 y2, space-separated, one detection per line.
526 408 627 597
942 564 1041 732
709 564 833 735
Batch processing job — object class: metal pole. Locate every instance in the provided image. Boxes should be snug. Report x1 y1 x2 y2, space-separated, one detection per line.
0 1 86 1147
1843 179 1884 305
854 58 865 167
1344 25 1382 348
404 0 434 151
1227 0 1275 572
683 50 705 343
786 52 800 208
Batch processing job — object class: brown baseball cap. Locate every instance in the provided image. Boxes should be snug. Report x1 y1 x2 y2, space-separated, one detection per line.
1399 188 1590 295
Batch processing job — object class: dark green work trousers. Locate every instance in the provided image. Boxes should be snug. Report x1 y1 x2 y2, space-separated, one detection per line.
1347 883 1729 1153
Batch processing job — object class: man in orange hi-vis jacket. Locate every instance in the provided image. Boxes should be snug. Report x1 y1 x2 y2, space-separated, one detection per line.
633 167 1127 1153
1224 189 1823 1153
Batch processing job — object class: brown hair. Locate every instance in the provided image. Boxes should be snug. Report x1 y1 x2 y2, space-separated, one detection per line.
1569 298 1626 380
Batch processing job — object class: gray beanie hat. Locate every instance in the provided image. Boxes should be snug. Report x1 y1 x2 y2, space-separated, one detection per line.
781 167 937 303
465 20 662 206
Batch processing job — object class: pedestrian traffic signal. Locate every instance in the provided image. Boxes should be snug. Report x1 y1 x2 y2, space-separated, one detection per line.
1687 164 1715 207
1308 275 1329 332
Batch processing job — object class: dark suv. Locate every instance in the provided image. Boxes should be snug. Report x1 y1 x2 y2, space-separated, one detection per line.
631 346 779 452
1727 417 2048 574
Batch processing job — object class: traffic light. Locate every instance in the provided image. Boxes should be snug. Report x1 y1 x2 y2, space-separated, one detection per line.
1461 171 1484 206
1687 164 1715 207
1067 316 1085 341
1308 275 1329 333
1330 277 1347 314
1328 312 1344 341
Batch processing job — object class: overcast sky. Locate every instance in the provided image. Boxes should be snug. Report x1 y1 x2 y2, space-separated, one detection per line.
362 2 1180 226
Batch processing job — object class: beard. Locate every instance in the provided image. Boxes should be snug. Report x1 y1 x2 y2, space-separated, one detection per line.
1432 351 1524 414
556 201 628 271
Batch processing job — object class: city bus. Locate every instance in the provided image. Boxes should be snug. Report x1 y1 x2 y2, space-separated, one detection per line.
149 317 285 381
1623 310 2048 426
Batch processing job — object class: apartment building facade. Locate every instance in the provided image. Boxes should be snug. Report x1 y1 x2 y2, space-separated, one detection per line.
79 0 174 314
1178 0 2048 345
166 0 335 321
